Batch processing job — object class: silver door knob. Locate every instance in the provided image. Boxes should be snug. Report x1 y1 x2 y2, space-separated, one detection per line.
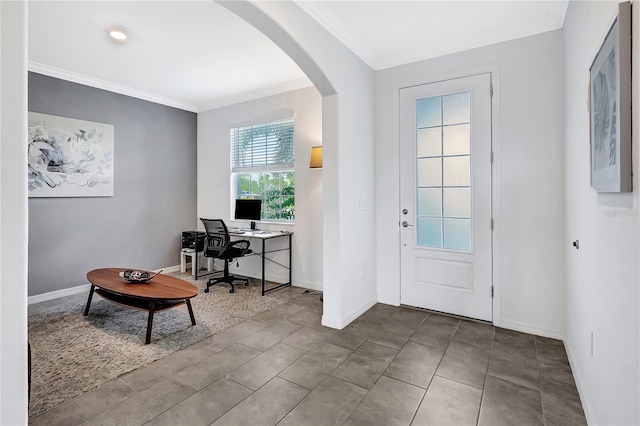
402 221 413 227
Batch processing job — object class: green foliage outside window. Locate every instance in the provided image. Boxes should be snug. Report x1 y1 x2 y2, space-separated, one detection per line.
237 172 294 220
231 117 295 222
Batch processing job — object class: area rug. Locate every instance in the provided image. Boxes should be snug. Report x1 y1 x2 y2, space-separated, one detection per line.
27 274 299 418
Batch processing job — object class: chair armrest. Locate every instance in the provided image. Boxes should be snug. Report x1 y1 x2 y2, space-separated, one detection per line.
219 239 251 258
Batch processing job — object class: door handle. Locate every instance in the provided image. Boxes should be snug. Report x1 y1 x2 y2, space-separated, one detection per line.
402 221 413 227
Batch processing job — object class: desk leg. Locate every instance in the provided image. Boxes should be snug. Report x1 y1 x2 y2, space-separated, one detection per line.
261 238 266 295
259 233 293 296
186 299 196 325
83 285 95 316
288 234 292 286
194 251 199 280
146 302 156 345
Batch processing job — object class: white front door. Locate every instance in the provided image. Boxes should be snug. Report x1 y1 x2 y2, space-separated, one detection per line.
399 73 493 322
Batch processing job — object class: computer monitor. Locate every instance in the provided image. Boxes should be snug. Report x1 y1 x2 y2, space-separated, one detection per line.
234 199 262 229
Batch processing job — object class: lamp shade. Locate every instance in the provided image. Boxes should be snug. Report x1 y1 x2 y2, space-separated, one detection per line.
309 146 323 168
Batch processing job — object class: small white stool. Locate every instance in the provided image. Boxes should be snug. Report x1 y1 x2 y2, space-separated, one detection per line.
180 249 213 275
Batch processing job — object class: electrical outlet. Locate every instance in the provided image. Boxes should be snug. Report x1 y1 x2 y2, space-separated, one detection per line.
589 330 594 356
360 262 366 277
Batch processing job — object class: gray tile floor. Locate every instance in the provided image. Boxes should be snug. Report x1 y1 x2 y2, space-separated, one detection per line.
29 288 587 426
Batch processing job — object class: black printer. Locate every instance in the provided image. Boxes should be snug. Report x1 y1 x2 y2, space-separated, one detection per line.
181 231 205 251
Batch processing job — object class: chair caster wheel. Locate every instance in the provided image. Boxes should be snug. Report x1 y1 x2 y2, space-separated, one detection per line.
229 288 235 293
204 288 209 293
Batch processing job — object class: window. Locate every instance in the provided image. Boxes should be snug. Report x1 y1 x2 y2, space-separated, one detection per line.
416 92 471 251
231 117 295 221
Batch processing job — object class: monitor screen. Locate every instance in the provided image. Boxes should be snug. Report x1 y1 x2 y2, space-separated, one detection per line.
234 199 262 221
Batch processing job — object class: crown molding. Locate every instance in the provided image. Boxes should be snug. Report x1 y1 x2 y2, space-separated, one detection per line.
198 77 314 112
28 61 199 112
29 61 313 113
295 0 570 72
294 0 377 68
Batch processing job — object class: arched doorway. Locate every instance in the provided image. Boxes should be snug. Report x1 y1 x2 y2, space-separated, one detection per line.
218 0 379 329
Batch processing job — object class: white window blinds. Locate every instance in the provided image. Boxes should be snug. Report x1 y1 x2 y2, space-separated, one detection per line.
231 118 295 172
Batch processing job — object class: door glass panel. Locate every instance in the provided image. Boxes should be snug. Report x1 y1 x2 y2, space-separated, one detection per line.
418 217 442 248
443 124 470 156
416 97 442 128
443 156 470 186
418 188 442 216
415 91 472 251
443 93 470 125
444 218 471 250
417 128 442 157
417 158 442 186
444 187 470 218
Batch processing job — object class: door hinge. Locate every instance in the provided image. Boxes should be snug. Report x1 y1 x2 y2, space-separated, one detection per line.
491 286 494 297
490 151 494 164
490 218 494 230
490 83 494 98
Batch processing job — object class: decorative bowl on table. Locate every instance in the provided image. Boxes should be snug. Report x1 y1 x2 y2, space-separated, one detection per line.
119 269 162 284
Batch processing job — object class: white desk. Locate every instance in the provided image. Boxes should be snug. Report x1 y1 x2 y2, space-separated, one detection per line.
194 230 293 295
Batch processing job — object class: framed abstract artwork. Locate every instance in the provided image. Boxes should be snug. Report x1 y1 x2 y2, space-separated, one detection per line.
27 112 114 197
589 1 632 192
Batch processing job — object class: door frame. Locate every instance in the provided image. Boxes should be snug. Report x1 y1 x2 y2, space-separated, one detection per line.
391 66 502 326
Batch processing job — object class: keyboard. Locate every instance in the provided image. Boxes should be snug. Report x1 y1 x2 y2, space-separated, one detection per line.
229 228 267 234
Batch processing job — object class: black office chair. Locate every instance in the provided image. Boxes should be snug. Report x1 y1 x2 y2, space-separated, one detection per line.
200 218 252 293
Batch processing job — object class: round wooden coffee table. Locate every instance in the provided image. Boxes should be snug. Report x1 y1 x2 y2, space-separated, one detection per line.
83 268 198 344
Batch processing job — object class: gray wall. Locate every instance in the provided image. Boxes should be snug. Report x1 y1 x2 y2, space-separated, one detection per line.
28 72 197 296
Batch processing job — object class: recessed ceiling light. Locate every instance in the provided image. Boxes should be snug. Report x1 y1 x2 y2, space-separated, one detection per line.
108 28 128 42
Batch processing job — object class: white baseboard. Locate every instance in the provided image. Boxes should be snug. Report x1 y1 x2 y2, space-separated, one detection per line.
28 265 180 304
322 297 377 330
291 279 322 292
564 340 596 425
220 263 322 291
162 264 181 273
28 283 91 304
321 316 343 329
377 297 400 306
499 319 565 340
28 262 319 305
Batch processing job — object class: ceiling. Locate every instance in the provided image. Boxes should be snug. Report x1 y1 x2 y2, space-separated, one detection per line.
28 1 569 113
298 1 569 70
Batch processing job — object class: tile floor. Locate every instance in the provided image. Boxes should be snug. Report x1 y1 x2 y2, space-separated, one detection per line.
29 287 587 426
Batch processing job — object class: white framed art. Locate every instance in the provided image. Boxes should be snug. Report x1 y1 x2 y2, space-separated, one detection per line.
27 112 114 197
589 1 632 192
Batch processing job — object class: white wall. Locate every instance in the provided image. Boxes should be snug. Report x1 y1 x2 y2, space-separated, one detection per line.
563 1 640 424
221 1 378 329
0 1 29 423
376 30 566 338
197 86 323 290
